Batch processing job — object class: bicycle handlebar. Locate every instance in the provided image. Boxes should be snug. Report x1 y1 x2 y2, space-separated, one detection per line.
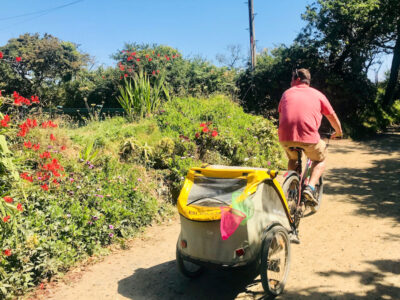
320 131 343 140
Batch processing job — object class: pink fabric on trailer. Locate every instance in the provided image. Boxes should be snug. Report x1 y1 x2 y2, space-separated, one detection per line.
220 207 246 240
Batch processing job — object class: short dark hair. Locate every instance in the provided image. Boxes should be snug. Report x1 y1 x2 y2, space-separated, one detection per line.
292 68 311 85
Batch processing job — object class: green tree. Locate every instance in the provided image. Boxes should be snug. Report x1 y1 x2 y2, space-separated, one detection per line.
0 33 89 104
299 0 400 108
113 43 237 98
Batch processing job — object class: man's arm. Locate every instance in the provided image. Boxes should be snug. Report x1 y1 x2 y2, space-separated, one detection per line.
325 113 343 139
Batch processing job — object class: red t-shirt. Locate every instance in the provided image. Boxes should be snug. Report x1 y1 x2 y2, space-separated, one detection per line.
278 84 335 143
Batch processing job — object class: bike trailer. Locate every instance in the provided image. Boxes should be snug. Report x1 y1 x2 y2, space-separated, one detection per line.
177 165 292 267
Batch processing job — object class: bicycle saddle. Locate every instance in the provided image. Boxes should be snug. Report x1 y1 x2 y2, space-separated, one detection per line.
289 147 305 151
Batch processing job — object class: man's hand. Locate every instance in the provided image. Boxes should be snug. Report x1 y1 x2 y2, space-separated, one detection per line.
326 113 343 140
331 131 343 139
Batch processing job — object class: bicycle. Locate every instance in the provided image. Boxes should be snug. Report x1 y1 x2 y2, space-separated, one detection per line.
282 132 336 243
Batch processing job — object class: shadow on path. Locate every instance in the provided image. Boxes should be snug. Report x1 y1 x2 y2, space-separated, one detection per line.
325 135 400 221
117 259 400 300
118 261 264 300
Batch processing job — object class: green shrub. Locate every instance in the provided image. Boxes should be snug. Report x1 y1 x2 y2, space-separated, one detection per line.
157 95 286 169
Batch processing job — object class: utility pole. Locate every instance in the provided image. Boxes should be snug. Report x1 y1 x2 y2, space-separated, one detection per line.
248 0 256 70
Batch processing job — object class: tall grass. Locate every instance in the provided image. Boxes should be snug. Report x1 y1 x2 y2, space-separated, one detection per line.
117 71 169 121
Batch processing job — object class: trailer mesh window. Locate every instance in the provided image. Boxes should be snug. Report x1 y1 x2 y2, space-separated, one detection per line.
187 176 247 207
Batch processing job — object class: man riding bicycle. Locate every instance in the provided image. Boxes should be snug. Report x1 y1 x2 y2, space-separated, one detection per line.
278 68 342 204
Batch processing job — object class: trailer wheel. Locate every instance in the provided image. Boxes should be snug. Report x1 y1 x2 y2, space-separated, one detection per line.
176 246 204 278
260 225 291 298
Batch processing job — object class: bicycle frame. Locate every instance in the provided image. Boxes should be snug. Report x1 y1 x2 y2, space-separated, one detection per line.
293 148 312 208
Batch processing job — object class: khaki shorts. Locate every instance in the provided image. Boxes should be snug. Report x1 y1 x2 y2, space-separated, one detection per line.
280 140 327 162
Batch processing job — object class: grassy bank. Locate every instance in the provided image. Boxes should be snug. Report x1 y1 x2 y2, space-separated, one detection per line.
0 95 285 298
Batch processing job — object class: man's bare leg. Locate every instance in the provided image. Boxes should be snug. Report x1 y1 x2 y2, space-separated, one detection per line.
309 160 325 187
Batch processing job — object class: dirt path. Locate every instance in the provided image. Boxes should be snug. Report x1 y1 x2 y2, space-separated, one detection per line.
32 135 400 300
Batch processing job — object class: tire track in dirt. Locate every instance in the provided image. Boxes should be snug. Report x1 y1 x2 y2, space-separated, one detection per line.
31 135 400 300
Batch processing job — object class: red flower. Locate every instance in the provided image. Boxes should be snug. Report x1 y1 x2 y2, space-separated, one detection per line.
145 54 149 58
24 141 32 148
195 132 200 138
3 216 10 223
211 130 218 137
148 58 152 62
41 184 49 191
127 56 133 61
157 70 160 73
131 52 136 56
52 179 59 185
16 57 21 62
157 53 160 57
136 58 140 62
61 145 66 151
166 57 170 61
39 283 45 290
20 172 33 182
1 115 10 127
13 91 31 106
50 134 56 141
33 144 40 151
199 123 206 127
3 249 11 257
0 52 3 59
40 151 52 159
124 73 128 77
31 95 40 103
202 127 209 133
17 203 23 212
3 196 13 203
152 70 156 75
119 64 125 71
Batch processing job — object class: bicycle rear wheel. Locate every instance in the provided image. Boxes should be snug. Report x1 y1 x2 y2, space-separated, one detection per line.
282 174 300 228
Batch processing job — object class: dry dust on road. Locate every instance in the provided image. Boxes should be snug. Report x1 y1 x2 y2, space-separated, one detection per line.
31 135 400 300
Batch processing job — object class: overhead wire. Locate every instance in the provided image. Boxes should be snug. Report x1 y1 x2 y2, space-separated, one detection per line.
0 0 83 21
0 0 83 31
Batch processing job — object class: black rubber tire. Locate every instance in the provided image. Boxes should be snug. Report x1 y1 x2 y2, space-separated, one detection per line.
176 245 204 278
282 174 300 226
310 176 324 213
260 226 291 298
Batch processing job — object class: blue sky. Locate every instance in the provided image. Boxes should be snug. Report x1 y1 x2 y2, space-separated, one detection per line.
0 0 391 79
